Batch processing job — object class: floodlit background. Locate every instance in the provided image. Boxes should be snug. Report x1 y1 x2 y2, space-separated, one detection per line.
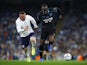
0 0 87 61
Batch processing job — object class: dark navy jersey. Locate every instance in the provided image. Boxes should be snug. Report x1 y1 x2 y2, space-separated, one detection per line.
37 7 63 29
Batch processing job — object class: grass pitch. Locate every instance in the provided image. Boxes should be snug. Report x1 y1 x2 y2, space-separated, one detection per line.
0 60 87 65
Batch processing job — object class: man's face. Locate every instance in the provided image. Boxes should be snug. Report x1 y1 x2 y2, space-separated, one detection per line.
41 5 48 13
19 13 26 21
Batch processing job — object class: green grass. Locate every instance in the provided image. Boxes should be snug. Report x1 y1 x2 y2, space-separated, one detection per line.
0 60 87 65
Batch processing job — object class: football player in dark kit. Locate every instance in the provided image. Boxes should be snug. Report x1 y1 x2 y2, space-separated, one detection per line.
37 4 63 61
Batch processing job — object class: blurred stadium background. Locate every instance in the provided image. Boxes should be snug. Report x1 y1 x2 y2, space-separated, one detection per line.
0 0 87 61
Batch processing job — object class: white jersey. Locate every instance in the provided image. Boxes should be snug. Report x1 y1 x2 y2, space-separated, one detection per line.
16 15 38 37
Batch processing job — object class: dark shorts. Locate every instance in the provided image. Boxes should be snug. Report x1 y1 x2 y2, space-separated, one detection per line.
20 33 34 49
41 28 55 40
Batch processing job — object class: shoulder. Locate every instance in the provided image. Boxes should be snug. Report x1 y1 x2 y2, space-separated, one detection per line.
49 7 60 13
53 7 62 13
15 17 20 24
37 11 42 16
48 8 54 12
26 15 33 18
26 15 34 19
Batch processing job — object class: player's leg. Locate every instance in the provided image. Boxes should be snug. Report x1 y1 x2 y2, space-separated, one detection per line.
49 35 55 59
43 40 49 60
24 33 35 61
21 37 31 61
43 34 54 60
40 30 49 62
30 36 36 55
39 39 45 61
48 28 55 52
42 32 50 60
49 34 55 51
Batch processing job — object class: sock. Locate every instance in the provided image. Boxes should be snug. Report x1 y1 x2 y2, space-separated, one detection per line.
23 48 28 54
43 54 46 60
43 44 49 60
31 41 36 47
40 51 43 59
39 44 44 59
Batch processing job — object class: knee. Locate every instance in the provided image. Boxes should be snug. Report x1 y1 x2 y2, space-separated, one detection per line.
30 36 36 43
40 39 45 44
49 35 55 42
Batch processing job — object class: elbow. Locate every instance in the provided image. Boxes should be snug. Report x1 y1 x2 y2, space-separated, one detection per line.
17 30 20 33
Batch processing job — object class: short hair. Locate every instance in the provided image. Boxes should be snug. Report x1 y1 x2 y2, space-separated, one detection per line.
41 4 48 7
19 11 26 14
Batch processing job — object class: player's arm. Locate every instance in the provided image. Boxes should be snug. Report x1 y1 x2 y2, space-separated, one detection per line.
16 21 25 33
57 8 63 19
53 7 63 19
36 12 41 25
29 16 38 30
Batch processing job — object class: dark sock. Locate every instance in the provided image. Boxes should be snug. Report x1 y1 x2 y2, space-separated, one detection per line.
43 54 46 60
43 44 49 60
40 51 43 58
39 44 44 58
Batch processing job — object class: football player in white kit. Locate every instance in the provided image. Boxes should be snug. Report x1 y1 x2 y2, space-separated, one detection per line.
16 11 38 61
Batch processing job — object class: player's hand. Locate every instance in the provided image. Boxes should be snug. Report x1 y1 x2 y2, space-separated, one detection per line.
24 26 28 31
34 28 38 32
59 15 63 19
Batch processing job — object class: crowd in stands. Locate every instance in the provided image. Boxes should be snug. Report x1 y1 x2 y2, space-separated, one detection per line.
56 13 87 60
